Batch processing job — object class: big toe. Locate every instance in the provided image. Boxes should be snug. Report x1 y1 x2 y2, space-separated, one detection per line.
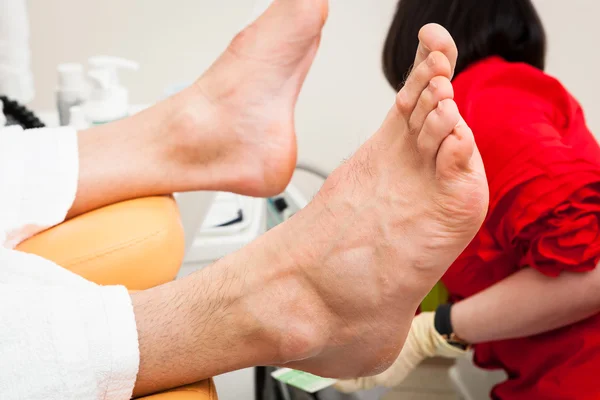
239 0 328 59
433 114 489 225
436 117 476 178
415 23 458 78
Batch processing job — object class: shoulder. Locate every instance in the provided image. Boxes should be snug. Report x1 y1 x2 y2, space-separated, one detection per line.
452 57 574 129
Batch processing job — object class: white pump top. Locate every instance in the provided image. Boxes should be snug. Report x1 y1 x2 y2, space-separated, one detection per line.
85 56 139 124
69 106 88 131
57 63 86 92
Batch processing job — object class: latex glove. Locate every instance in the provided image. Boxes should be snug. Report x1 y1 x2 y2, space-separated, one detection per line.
335 312 467 393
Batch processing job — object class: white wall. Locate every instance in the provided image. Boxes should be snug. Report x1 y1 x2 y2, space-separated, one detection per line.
27 0 397 175
26 0 600 176
535 0 600 138
20 2 600 399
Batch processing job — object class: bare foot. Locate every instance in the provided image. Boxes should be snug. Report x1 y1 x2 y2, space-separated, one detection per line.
167 0 328 197
246 24 488 378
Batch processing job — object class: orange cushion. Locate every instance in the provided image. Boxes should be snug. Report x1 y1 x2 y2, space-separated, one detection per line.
137 380 217 400
16 196 185 290
15 196 216 399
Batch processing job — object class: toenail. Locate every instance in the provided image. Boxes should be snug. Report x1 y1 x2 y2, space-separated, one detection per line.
397 89 409 109
428 80 438 91
427 54 436 67
436 100 444 114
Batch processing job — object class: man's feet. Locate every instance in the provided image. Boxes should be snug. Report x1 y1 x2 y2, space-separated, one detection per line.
248 24 488 378
167 0 328 197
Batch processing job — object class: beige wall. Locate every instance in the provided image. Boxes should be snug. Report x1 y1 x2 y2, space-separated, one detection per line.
27 0 600 178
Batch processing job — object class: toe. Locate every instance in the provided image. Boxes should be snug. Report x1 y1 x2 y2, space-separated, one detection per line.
439 118 476 171
436 118 476 179
256 0 327 38
408 76 454 137
417 99 461 166
235 0 327 61
415 24 459 78
395 51 452 122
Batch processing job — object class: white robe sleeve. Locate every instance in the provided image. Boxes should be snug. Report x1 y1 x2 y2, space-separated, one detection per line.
0 0 35 102
0 126 140 400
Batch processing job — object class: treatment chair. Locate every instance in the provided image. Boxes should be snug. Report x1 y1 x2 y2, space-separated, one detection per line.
15 196 218 400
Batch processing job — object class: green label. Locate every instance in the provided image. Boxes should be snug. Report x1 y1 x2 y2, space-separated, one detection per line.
271 368 337 393
91 115 128 125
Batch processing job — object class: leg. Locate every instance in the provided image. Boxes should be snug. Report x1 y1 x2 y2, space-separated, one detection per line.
132 24 488 395
70 0 328 216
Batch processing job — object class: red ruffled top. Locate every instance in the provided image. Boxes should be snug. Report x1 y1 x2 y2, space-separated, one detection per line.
445 57 600 399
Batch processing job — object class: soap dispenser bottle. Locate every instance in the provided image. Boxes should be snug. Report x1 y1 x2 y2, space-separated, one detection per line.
56 63 88 126
84 56 139 125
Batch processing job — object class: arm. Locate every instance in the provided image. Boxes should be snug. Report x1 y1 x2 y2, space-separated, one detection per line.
452 266 600 343
451 76 600 344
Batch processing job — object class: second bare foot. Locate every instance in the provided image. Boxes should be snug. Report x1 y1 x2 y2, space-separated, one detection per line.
167 0 329 196
242 24 488 378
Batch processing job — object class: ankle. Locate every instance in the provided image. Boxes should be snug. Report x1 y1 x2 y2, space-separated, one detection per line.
152 84 245 193
237 224 332 364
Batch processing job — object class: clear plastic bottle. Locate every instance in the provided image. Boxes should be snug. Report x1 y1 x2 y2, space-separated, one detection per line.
84 56 139 125
56 63 87 126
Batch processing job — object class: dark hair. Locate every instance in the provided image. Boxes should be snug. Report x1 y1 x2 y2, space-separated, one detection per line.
382 0 547 90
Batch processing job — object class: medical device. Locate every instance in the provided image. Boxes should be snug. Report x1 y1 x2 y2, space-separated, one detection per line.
0 95 44 129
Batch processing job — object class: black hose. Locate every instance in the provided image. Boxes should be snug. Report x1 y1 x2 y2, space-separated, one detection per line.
1 95 45 129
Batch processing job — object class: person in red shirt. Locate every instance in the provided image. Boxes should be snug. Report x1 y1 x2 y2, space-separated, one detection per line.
336 1 600 399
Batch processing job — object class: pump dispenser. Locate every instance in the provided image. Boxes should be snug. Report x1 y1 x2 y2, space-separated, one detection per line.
69 106 88 131
57 63 87 126
84 56 139 125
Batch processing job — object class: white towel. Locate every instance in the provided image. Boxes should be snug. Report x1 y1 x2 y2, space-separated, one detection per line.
0 126 139 400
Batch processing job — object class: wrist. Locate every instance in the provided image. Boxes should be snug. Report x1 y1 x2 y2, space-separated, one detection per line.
434 303 471 350
447 301 477 344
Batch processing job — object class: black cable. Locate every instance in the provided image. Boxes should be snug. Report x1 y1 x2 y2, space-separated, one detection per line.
255 366 267 400
216 209 244 227
1 95 45 129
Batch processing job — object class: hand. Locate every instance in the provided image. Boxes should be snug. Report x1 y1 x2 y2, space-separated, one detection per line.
334 313 467 393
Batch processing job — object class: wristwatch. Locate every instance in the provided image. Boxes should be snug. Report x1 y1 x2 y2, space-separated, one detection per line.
434 304 472 351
